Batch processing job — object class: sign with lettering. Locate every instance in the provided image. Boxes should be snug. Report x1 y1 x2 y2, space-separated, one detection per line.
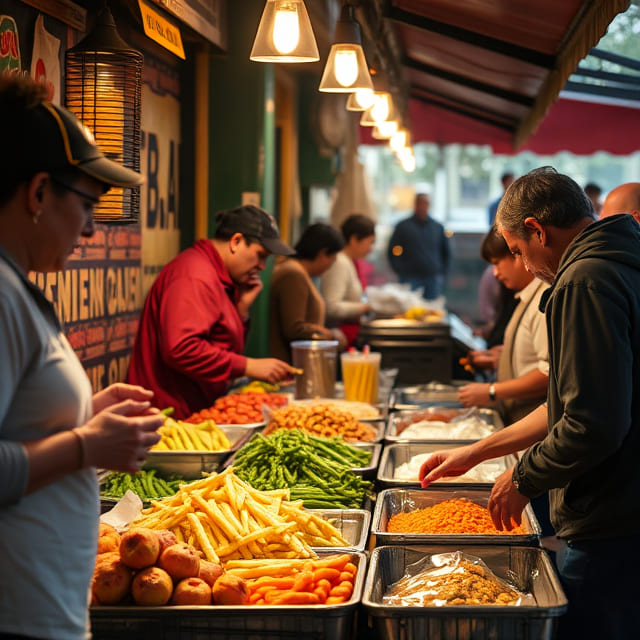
138 0 185 60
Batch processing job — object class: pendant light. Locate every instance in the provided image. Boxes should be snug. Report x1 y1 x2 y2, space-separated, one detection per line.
360 91 395 126
65 5 142 223
319 3 373 93
346 88 375 111
250 0 319 63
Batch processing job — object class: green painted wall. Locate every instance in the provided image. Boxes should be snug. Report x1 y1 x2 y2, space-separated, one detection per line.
208 0 275 358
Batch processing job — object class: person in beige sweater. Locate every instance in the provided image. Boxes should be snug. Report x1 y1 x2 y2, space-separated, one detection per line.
269 223 347 362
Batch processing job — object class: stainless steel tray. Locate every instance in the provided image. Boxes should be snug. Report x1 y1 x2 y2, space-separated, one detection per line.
377 442 516 489
90 550 367 640
390 382 468 409
142 426 252 479
351 442 382 480
308 509 371 552
385 407 503 443
372 488 541 546
362 544 567 640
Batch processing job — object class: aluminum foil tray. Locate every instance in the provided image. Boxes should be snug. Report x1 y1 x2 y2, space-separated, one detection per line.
371 488 541 546
377 442 517 490
362 544 567 640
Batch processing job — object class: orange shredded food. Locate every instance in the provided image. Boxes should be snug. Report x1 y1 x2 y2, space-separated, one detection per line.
387 498 527 535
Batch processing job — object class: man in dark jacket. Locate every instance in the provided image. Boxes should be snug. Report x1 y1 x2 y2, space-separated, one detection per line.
420 167 640 639
387 192 450 299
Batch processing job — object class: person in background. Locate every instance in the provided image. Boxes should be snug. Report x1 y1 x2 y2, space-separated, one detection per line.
459 228 549 426
127 205 297 419
583 182 603 216
487 171 515 227
0 72 165 640
420 167 640 640
320 214 375 347
269 222 347 363
599 181 640 223
387 192 450 300
476 264 518 349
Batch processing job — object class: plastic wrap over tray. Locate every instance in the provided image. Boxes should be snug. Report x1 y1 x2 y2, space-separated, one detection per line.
362 544 567 640
142 426 253 479
371 488 541 546
90 551 367 640
377 442 516 489
385 406 503 443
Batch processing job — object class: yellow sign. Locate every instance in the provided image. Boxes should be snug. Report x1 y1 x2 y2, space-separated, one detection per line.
138 0 185 60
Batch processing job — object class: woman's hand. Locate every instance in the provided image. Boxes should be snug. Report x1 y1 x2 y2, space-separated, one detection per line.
75 399 164 473
92 383 155 415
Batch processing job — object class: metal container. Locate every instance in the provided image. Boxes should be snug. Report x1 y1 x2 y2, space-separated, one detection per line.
385 407 503 443
390 382 468 409
377 442 517 490
351 442 382 480
142 426 252 479
372 488 541 546
308 509 371 552
290 340 339 399
362 545 568 640
90 551 367 640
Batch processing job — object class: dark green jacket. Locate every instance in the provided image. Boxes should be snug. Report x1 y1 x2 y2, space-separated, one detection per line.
514 214 640 541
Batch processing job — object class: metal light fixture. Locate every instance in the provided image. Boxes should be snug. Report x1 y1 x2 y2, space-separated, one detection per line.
65 5 142 223
371 120 399 139
319 3 373 93
250 0 319 63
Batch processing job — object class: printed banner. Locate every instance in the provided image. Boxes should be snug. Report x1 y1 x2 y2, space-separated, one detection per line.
30 13 60 104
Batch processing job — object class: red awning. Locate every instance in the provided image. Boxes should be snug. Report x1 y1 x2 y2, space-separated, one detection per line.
360 96 640 155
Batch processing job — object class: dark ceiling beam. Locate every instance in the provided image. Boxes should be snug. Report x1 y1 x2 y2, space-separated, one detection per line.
411 88 515 132
410 83 519 126
403 55 535 106
383 1 555 69
574 65 640 87
563 80 640 101
589 47 640 72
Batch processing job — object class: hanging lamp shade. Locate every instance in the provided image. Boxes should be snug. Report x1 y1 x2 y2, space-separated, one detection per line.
65 6 142 223
319 4 372 92
250 0 319 63
371 120 398 139
360 91 395 126
346 88 374 111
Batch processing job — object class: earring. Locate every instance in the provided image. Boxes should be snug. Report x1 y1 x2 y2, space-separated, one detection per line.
33 209 42 225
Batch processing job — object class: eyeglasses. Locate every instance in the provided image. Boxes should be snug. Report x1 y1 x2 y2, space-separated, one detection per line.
50 177 101 204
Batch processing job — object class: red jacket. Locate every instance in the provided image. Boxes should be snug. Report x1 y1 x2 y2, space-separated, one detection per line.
127 240 248 418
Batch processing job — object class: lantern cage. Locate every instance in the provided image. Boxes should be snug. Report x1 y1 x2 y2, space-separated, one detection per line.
65 7 143 223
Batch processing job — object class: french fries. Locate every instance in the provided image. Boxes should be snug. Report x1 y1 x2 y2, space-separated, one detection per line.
151 416 231 452
131 467 350 563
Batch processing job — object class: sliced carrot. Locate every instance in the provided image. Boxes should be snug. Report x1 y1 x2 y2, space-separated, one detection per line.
313 585 329 603
249 592 263 604
293 571 314 592
312 554 351 571
313 567 341 583
272 591 320 605
342 562 357 575
325 596 346 605
329 583 353 599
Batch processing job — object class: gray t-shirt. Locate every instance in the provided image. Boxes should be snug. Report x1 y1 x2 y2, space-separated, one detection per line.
0 248 96 640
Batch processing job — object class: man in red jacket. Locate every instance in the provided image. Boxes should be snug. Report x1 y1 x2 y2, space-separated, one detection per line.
128 205 296 418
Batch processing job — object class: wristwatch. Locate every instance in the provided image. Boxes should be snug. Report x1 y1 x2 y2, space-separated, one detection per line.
488 383 497 401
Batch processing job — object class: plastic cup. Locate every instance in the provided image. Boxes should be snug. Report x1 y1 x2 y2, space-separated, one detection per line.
340 351 381 404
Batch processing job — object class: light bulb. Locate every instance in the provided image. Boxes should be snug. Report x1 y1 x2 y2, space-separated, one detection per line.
273 4 300 54
354 88 374 109
370 93 390 123
333 48 358 87
377 120 398 137
390 130 408 151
